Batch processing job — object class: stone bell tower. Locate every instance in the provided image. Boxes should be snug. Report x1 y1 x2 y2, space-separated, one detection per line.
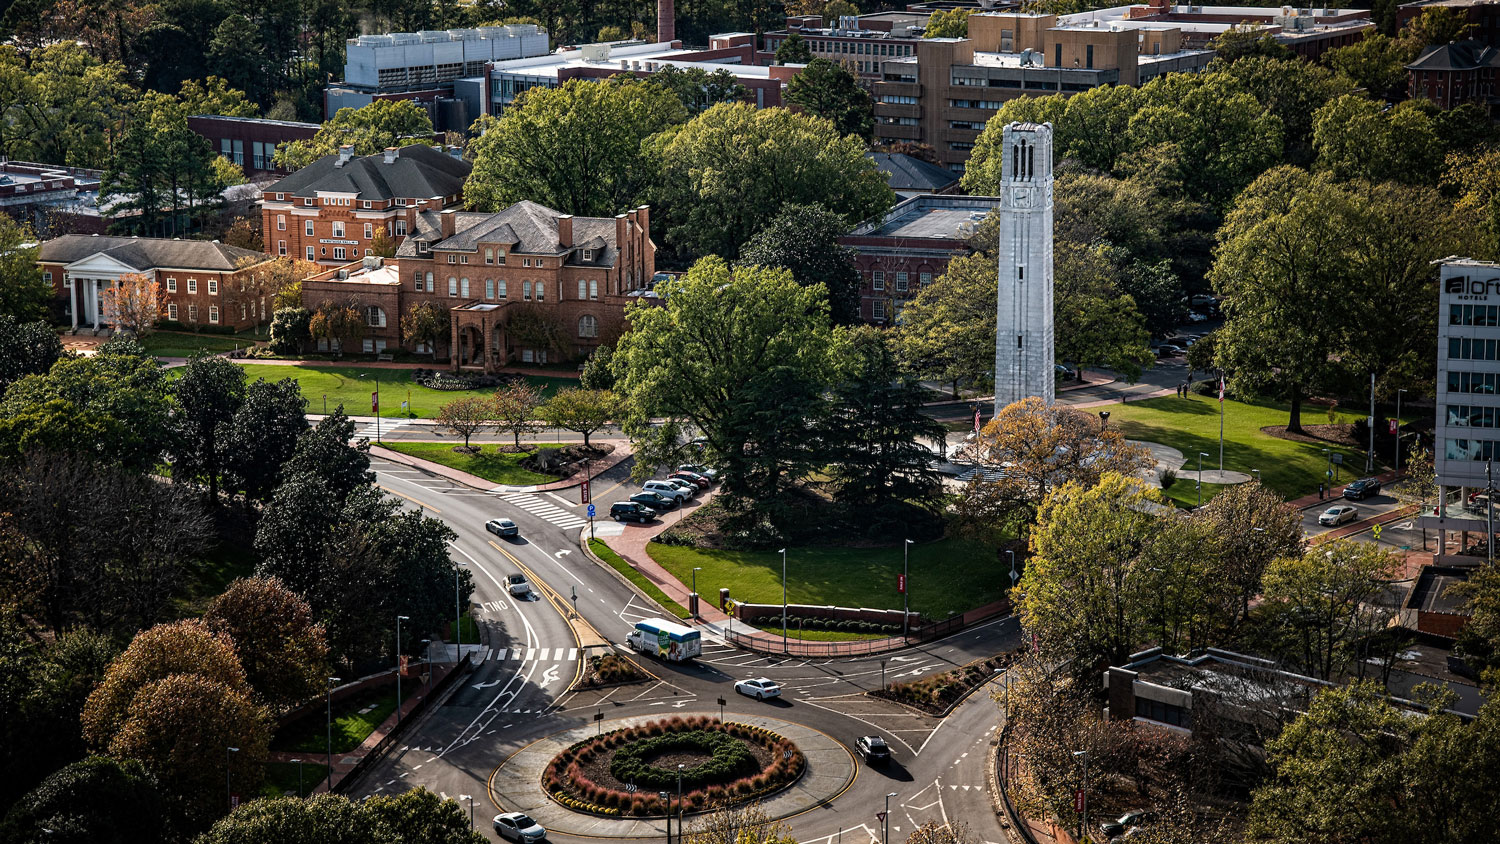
993 121 1055 412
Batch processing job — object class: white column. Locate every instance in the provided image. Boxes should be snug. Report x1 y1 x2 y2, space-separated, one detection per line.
90 279 100 330
69 278 78 329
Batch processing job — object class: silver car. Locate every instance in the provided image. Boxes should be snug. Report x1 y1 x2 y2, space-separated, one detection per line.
1318 505 1358 526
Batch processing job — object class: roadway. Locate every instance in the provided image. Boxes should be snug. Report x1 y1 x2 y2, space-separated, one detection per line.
357 456 1023 843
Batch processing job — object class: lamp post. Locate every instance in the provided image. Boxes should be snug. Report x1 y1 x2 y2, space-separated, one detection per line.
779 548 788 654
358 371 382 443
460 794 474 829
691 567 702 619
325 676 341 792
1197 451 1209 508
1251 468 1261 484
395 615 409 723
660 791 671 844
455 567 463 657
1098 410 1110 429
1396 388 1406 475
421 638 432 697
225 746 239 813
902 538 914 639
884 793 898 844
1073 750 1089 842
290 758 303 798
1006 549 1018 590
676 764 685 843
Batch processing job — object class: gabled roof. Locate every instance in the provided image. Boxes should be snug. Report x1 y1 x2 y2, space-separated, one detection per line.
869 152 960 193
1407 40 1500 72
265 144 471 201
38 235 270 271
397 200 628 267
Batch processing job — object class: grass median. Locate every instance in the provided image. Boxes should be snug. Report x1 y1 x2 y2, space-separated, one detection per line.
272 683 418 755
589 539 691 619
647 535 1003 622
139 330 253 358
380 441 560 486
228 363 573 419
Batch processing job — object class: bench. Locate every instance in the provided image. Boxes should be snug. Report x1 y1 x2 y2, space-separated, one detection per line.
377 353 394 361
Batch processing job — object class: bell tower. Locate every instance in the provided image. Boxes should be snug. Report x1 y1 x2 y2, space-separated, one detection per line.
993 121 1055 412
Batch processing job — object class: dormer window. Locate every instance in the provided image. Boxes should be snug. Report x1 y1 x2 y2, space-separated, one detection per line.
581 249 594 262
416 240 429 254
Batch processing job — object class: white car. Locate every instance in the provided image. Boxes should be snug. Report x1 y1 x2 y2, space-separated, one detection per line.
494 812 546 842
1186 311 1208 323
507 573 531 597
1318 505 1358 527
642 480 692 502
735 678 782 701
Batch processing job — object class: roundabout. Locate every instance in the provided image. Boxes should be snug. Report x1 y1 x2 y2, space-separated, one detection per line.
488 714 857 838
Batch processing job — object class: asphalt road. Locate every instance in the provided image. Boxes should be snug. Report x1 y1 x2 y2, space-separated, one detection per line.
357 457 1022 843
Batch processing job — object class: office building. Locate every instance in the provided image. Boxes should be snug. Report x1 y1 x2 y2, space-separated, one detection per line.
840 193 999 323
758 13 933 78
187 115 321 180
993 121 1054 409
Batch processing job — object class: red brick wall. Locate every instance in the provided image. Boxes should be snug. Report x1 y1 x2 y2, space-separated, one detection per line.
1417 610 1469 639
40 262 266 331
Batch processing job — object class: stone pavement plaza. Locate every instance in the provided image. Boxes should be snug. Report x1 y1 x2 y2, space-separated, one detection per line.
487 713 856 838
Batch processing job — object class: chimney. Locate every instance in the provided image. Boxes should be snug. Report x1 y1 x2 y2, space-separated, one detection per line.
383 146 399 164
336 145 355 166
440 208 456 240
658 0 675 43
615 214 627 264
557 214 573 248
447 144 464 160
636 205 650 237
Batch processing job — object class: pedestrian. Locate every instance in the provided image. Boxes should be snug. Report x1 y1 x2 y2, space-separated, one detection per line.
1318 483 1325 500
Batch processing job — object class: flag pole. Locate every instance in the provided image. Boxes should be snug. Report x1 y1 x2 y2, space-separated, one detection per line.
1218 373 1225 474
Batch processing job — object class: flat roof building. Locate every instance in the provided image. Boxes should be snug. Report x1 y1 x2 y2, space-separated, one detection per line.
187 115 321 179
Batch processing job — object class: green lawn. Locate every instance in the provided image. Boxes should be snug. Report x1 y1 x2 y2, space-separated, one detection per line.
1109 394 1383 502
647 535 1004 621
590 539 691 619
750 625 890 642
260 760 330 799
172 541 258 617
381 441 560 485
228 364 575 419
1160 480 1228 509
444 612 481 645
139 330 253 358
272 683 417 754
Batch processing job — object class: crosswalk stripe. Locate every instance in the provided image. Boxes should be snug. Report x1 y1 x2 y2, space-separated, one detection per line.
493 648 508 661
567 648 577 660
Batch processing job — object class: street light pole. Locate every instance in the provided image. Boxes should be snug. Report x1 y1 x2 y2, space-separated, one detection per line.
1006 549 1017 591
780 548 788 654
1396 389 1406 475
676 764 685 844
326 676 341 792
395 615 409 723
902 539 913 639
660 791 671 844
226 746 239 813
455 567 463 656
291 758 303 798
884 793 897 844
1366 372 1375 473
460 795 474 829
1197 451 1209 508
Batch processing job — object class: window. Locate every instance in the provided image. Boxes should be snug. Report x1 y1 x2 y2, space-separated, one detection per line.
362 200 370 209
414 272 424 291
579 315 598 338
425 272 434 292
417 240 429 254
1449 337 1500 360
581 248 593 262
396 198 407 206
187 278 198 294
873 299 886 320
1448 371 1500 394
168 303 177 319
535 281 545 301
1054 44 1062 67
448 276 458 296
332 221 344 238
497 279 507 298
207 279 218 295
240 303 246 320
495 248 505 264
304 198 313 206
872 271 884 291
306 246 315 261
524 258 532 267
485 248 494 264
305 220 314 236
448 254 457 263
333 247 346 260
880 94 918 105
460 277 469 297
589 279 598 300
1450 304 1500 327
365 306 385 327
1447 405 1500 428
1086 44 1094 68
209 305 220 324
920 272 932 285
578 279 588 300
523 280 533 300
189 304 198 322
460 255 469 264
364 223 373 239
395 219 407 236
895 272 908 292
1134 696 1189 728
278 240 287 256
277 214 286 231
276 193 284 201
166 277 178 293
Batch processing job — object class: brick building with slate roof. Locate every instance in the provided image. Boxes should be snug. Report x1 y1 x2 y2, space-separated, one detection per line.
1406 40 1500 108
260 144 470 268
37 235 273 332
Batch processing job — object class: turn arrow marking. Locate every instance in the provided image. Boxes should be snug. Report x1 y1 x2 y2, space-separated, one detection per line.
555 550 572 558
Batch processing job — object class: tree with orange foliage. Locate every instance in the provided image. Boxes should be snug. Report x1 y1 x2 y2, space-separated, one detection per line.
102 272 163 335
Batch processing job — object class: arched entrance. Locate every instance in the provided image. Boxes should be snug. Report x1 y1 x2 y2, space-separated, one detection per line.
456 325 484 369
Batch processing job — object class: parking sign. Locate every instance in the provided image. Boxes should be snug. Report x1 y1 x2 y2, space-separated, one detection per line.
587 503 596 518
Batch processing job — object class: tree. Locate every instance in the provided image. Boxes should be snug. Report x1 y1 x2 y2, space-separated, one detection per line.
1400 5 1474 47
681 801 796 844
269 307 312 355
230 256 313 335
1445 145 1500 258
172 352 248 502
203 576 329 713
644 65 747 115
922 7 972 37
101 272 163 336
1453 564 1500 686
103 97 226 237
893 253 997 396
369 227 396 258
1312 94 1442 185
738 202 862 325
773 32 811 64
906 821 976 844
784 58 873 140
222 376 310 502
490 381 544 450
196 790 485 843
1194 480 1304 632
465 77 685 218
81 620 249 751
823 326 944 508
0 215 49 322
309 301 366 355
106 673 269 831
1324 33 1418 102
0 756 171 844
177 76 258 117
579 345 615 390
539 388 620 448
361 788 488 843
435 396 493 449
1119 259 1186 337
615 257 839 499
1216 55 1354 162
400 301 449 358
648 103 894 259
956 398 1153 540
0 315 63 395
1208 25 1292 62
1260 540 1400 680
275 100 435 171
1053 242 1154 380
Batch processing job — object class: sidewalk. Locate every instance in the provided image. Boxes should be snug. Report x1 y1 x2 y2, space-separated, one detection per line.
369 439 632 493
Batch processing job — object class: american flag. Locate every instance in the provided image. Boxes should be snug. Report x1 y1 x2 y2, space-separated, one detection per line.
1218 376 1225 403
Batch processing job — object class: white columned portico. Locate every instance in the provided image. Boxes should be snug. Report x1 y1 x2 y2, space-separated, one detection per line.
89 278 100 330
69 276 78 329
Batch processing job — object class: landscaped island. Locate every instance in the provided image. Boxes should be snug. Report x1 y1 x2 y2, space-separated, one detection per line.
544 717 805 817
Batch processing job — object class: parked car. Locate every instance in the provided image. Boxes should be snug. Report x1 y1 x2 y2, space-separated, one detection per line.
611 501 656 523
1319 505 1359 526
642 480 692 502
1186 310 1208 323
631 491 678 511
679 463 718 480
1100 810 1157 839
1343 478 1382 500
734 678 782 701
1055 364 1077 381
670 470 712 489
856 735 891 764
1155 344 1185 358
485 518 519 538
493 812 547 842
507 573 530 597
1189 294 1217 308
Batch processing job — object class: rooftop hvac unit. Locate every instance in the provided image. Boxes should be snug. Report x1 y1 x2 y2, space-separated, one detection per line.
392 32 420 44
478 26 506 38
419 30 448 42
579 43 611 61
448 28 479 40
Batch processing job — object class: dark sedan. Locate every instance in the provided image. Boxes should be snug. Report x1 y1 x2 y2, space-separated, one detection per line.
1342 478 1382 500
630 491 678 511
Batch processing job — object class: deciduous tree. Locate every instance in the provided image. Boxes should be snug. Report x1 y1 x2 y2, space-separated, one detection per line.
172 352 248 502
579 345 616 390
1194 479 1304 632
0 756 170 844
196 790 485 843
922 7 972 37
1259 540 1400 680
269 307 312 355
435 396 494 449
0 215 50 322
309 301 366 355
1324 32 1417 102
490 380 545 450
400 301 449 358
101 272 164 336
738 202 862 325
539 388 621 448
893 253 997 397
644 65 747 114
274 100 435 171
203 576 329 713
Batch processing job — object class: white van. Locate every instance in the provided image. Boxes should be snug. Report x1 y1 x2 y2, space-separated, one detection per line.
627 618 702 662
643 480 692 502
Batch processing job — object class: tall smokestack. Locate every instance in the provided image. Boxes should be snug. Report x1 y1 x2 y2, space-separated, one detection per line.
658 0 675 43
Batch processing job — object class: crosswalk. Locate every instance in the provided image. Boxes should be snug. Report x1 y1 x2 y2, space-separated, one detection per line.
482 647 579 662
355 418 409 440
492 492 587 530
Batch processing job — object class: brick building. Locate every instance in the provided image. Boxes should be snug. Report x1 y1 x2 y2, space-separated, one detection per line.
1407 40 1500 108
187 115 321 180
260 144 470 268
37 234 273 332
300 201 655 368
1397 0 1500 48
839 194 1001 324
